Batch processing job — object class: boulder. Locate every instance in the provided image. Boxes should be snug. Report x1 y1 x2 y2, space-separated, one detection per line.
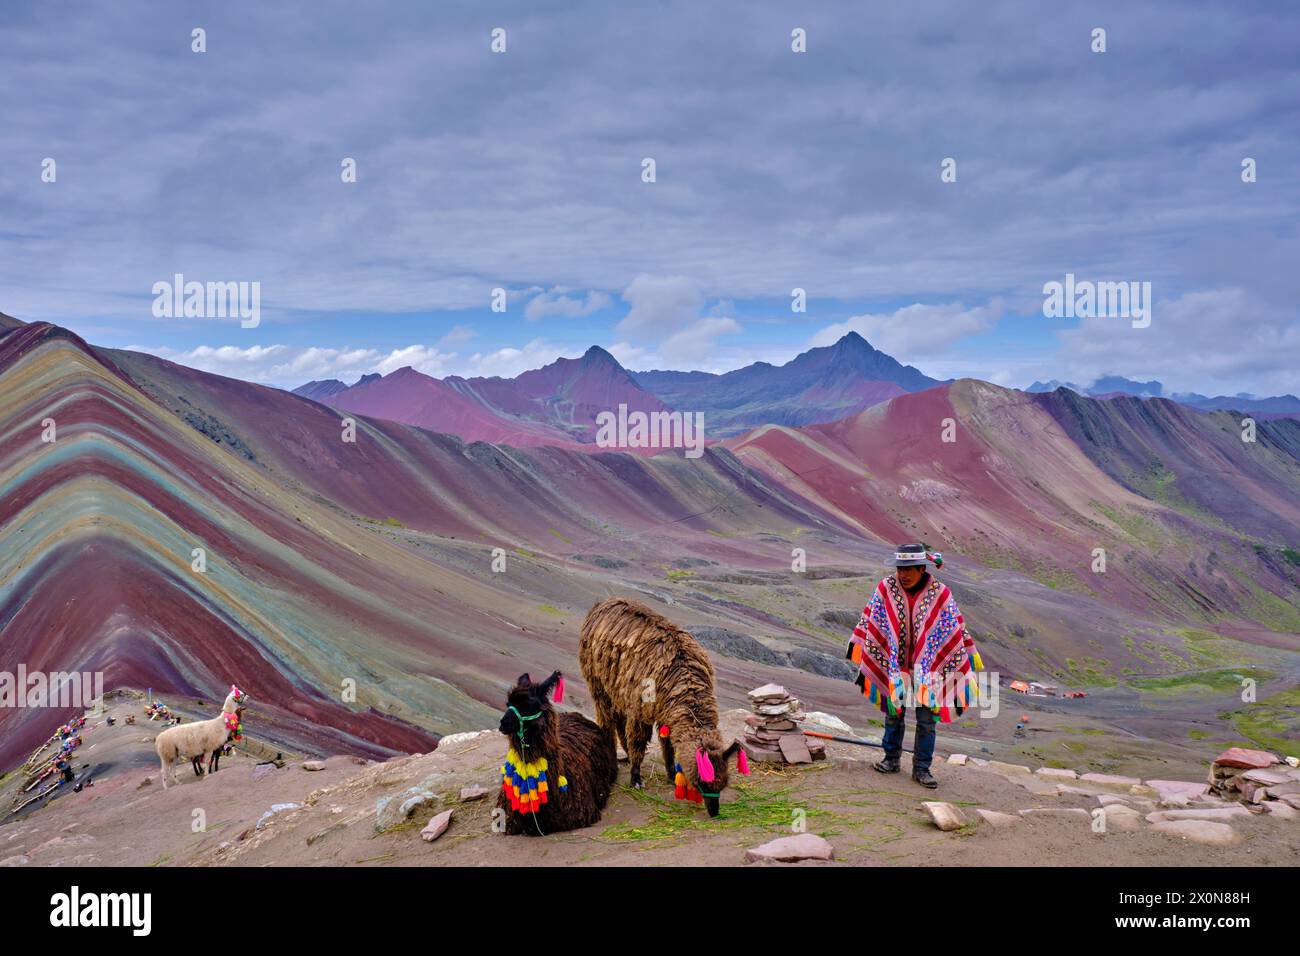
1145 807 1250 824
1240 768 1293 786
1035 767 1077 779
803 712 853 735
436 729 496 750
1079 772 1141 793
1151 819 1241 847
1145 779 1209 803
1100 804 1142 832
1211 747 1279 770
420 809 454 843
947 753 968 766
973 809 1019 828
375 787 438 831
986 760 1032 776
1017 808 1091 821
744 833 835 863
922 801 969 831
459 786 489 802
1262 801 1297 821
1263 781 1300 799
302 760 325 772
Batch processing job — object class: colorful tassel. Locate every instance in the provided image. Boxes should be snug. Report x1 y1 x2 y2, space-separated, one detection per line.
971 650 984 671
552 674 565 703
695 749 715 783
737 748 750 775
659 725 670 738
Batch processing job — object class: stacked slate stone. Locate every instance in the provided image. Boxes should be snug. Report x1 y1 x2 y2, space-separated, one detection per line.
741 683 825 765
1207 748 1300 809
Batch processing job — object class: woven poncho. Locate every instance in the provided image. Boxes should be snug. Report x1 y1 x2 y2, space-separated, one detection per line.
846 573 984 722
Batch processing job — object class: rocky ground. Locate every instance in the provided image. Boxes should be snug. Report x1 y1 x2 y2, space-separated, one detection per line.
2 696 1296 868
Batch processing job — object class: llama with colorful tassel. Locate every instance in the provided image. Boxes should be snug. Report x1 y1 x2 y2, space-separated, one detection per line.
495 670 618 836
580 598 750 818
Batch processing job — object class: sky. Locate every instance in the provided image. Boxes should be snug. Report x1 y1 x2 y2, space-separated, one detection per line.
2 1 1297 395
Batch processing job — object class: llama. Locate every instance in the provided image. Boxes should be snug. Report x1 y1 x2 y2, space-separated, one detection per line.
495 671 617 836
155 685 248 789
580 597 749 818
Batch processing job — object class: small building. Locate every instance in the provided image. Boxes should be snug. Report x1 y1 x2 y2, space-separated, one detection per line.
1028 682 1059 696
1009 680 1031 693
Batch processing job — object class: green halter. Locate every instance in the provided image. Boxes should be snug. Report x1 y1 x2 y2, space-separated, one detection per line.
508 705 542 749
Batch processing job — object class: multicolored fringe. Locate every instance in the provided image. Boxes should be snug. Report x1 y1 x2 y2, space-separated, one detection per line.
673 762 705 804
223 711 243 740
852 669 981 723
501 747 567 813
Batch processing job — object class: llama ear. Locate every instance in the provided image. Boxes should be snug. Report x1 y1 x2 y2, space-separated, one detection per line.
722 739 750 774
539 670 563 700
516 672 532 687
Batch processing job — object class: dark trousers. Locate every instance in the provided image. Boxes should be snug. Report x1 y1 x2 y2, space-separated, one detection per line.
882 706 937 774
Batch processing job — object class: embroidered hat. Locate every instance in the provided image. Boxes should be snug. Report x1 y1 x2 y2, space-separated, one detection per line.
893 542 943 568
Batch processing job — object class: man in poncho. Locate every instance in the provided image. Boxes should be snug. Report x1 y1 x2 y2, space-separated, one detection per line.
846 543 984 788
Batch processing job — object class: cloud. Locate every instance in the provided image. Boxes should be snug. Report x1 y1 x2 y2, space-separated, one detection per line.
659 317 742 367
437 325 477 348
617 276 704 337
523 288 612 321
1054 288 1299 397
810 300 1003 361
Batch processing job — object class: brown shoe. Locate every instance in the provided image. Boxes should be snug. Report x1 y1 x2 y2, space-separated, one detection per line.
874 755 901 773
913 769 938 788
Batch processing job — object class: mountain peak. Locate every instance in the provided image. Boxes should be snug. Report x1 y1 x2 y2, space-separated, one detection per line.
579 345 622 369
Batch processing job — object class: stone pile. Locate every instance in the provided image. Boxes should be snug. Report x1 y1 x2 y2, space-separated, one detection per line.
1207 747 1300 809
741 684 825 765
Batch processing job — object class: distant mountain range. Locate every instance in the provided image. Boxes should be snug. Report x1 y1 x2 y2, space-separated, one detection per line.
1026 376 1300 417
293 331 942 444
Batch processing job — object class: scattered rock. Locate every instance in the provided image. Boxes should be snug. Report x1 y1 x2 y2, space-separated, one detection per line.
255 802 300 831
252 764 278 782
420 809 454 843
1034 767 1077 780
1211 747 1279 770
136 776 153 789
1079 772 1141 793
947 754 968 766
974 808 1019 828
1151 819 1241 847
1100 804 1142 832
1262 801 1297 821
376 787 438 831
1145 807 1251 824
922 801 968 831
1145 779 1209 803
1018 808 1091 821
459 786 488 802
436 730 495 750
803 712 853 736
303 761 325 772
744 833 835 863
1285 756 1299 768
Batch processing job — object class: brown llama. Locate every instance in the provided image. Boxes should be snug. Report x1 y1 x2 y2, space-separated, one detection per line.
495 671 618 836
580 597 749 818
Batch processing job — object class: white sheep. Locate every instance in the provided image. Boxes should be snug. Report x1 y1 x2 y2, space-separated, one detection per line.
155 685 249 789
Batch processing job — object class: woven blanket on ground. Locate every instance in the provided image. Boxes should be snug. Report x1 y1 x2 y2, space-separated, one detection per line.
845 574 984 722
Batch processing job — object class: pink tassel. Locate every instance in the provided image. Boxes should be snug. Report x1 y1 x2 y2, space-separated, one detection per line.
553 674 565 704
696 749 715 783
737 749 750 775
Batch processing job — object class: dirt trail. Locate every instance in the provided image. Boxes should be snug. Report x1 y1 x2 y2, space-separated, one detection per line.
3 698 1295 868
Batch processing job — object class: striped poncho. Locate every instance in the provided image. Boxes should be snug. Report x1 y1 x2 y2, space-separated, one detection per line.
845 573 984 722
